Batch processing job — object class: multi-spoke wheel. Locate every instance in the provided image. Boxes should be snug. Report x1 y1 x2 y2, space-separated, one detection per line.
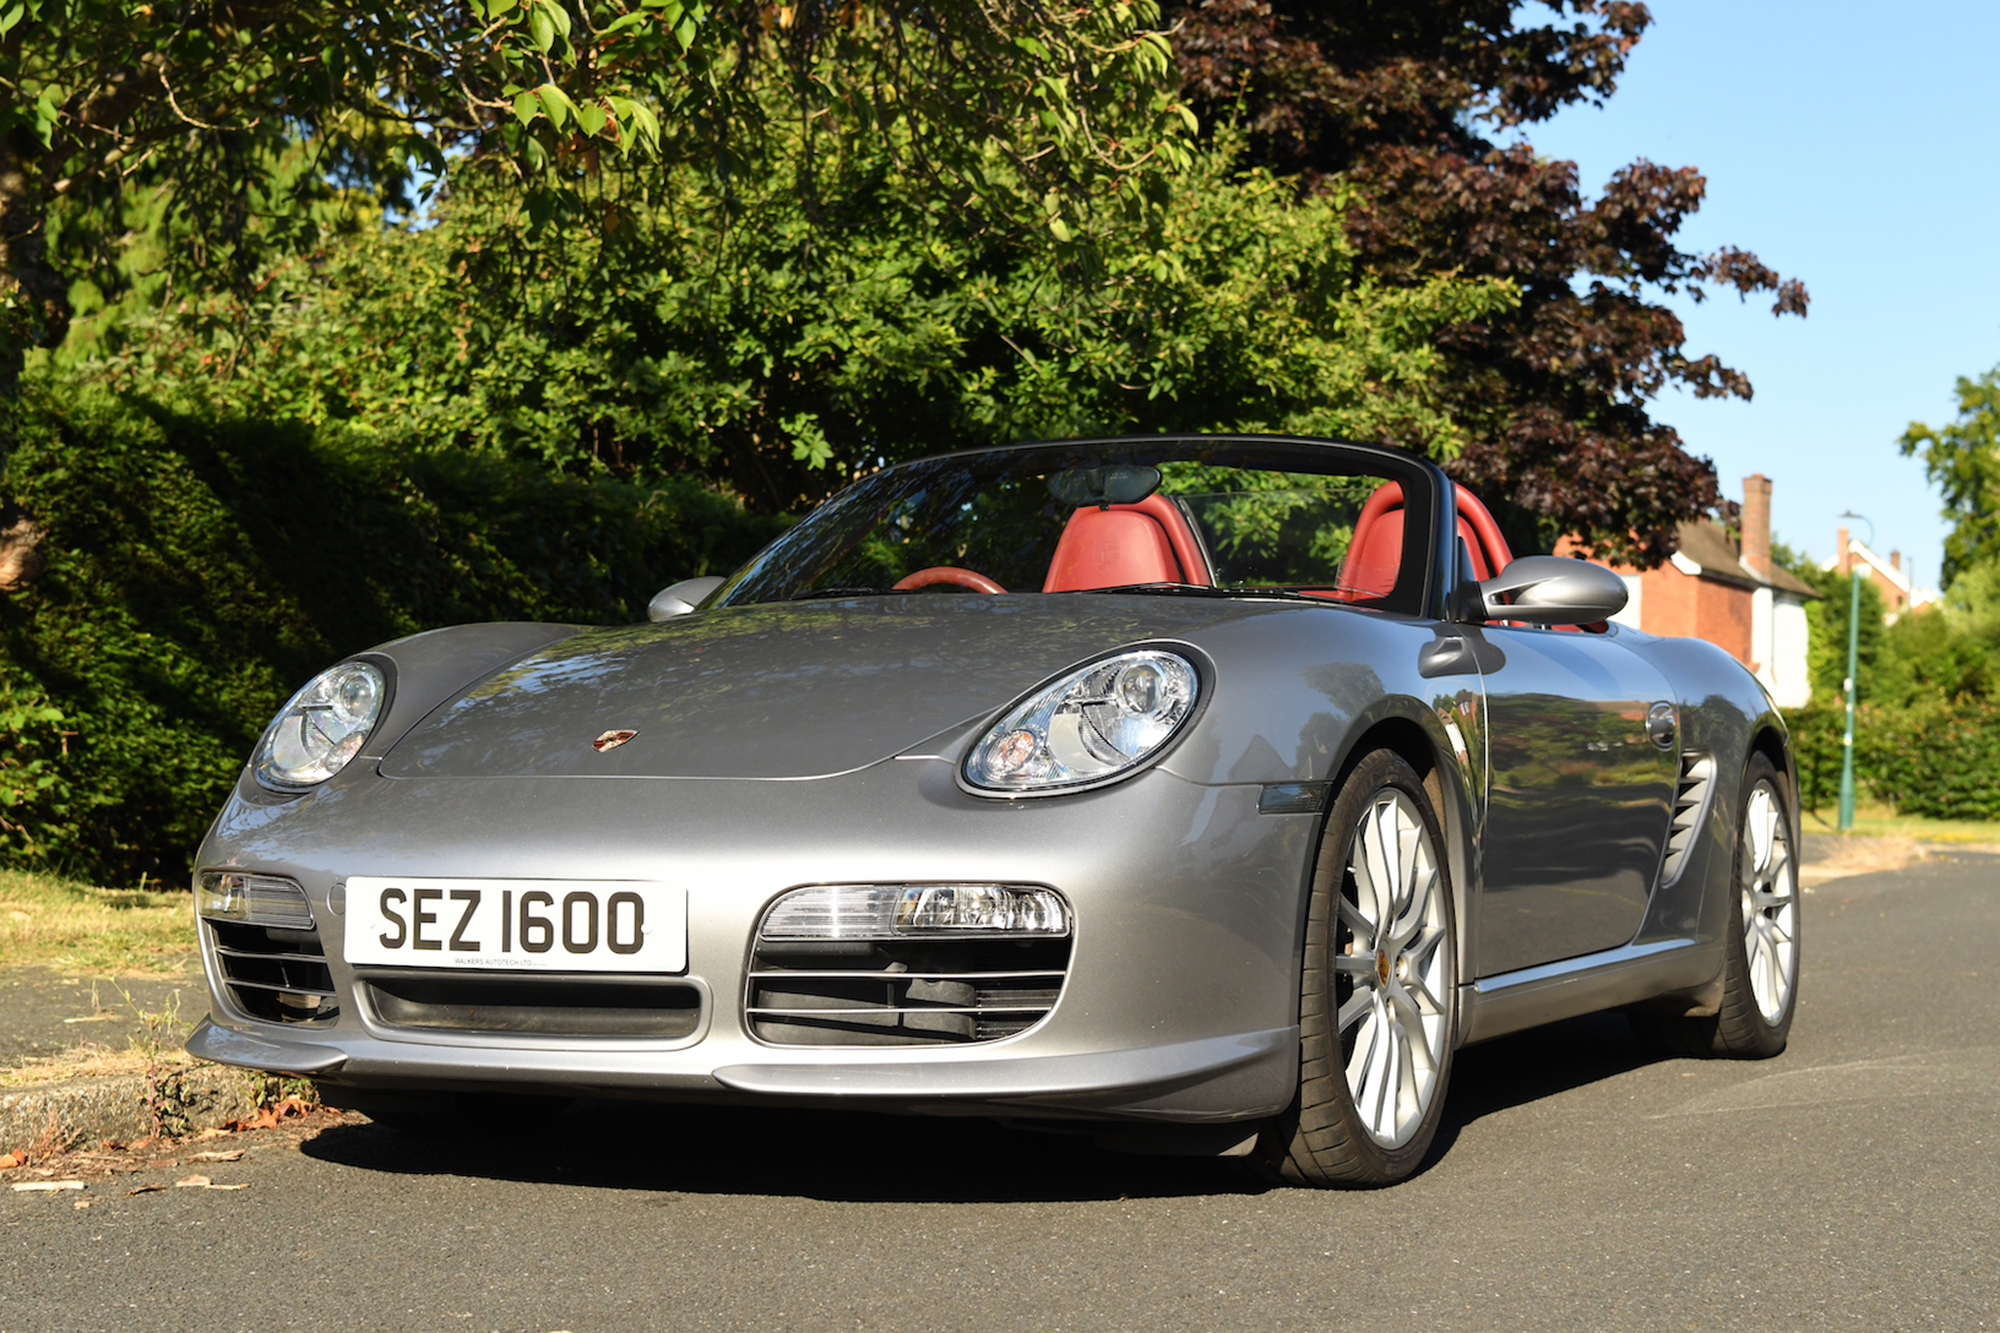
1631 751 1799 1058
1258 749 1457 1186
1739 776 1799 1029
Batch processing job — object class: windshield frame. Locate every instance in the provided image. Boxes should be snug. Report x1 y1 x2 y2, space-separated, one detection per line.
707 434 1451 618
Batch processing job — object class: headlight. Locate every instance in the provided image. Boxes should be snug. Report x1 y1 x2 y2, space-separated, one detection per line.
253 661 386 790
964 649 1199 793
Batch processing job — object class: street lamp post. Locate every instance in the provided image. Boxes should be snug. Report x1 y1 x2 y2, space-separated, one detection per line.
1837 511 1873 833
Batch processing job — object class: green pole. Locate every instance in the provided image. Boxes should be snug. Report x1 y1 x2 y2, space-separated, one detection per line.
1838 564 1860 832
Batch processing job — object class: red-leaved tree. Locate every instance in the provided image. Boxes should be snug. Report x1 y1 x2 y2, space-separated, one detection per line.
1170 0 1807 561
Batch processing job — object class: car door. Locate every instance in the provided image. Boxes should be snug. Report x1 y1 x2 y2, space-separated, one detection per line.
1473 625 1678 977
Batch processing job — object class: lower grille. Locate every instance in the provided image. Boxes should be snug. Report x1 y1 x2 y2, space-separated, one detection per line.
361 973 702 1038
208 920 338 1025
747 939 1070 1046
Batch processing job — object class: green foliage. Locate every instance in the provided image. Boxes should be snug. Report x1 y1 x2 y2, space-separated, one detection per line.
1787 558 1886 704
0 682 68 860
0 378 781 879
3 2 1197 380
1941 556 2000 642
1775 534 2000 819
1788 698 2000 822
1901 366 2000 587
65 129 1514 513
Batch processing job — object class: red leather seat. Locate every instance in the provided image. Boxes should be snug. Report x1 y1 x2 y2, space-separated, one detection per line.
1455 485 1514 577
1043 495 1212 592
1338 481 1515 597
1338 482 1409 598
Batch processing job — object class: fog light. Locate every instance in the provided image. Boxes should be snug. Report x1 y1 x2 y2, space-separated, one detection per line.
761 884 1069 940
195 871 314 930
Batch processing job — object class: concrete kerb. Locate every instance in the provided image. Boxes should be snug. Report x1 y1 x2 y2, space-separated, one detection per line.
0 1061 262 1155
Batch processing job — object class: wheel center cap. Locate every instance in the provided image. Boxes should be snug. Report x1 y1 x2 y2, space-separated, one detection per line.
1376 949 1391 986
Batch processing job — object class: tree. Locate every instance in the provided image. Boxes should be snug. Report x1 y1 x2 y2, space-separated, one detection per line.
65 121 1513 512
2 1 1196 388
1165 0 1808 561
1900 364 2000 588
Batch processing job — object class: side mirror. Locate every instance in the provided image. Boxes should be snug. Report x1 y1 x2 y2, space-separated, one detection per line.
1476 556 1627 626
647 575 726 622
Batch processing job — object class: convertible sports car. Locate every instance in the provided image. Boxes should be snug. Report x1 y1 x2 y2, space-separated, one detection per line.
188 434 1800 1186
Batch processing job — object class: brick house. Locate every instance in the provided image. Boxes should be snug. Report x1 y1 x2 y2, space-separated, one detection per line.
1832 530 1918 620
1584 474 1819 708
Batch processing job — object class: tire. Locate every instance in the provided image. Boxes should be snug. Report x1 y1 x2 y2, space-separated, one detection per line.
1256 749 1459 1187
1632 751 1800 1059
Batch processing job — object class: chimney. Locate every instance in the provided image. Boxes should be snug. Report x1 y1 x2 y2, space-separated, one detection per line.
1837 526 1851 575
1891 549 1901 571
1741 473 1772 579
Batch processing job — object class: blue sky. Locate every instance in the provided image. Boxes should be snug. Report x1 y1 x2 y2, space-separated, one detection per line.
1520 0 1997 590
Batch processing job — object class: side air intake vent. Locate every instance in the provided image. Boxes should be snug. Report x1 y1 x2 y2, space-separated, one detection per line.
1658 750 1717 886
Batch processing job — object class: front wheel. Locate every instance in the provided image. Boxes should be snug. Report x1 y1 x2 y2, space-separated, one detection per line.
1257 750 1458 1187
1632 751 1800 1058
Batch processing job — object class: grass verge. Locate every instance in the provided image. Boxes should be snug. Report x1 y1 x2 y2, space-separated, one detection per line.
0 868 198 976
1799 802 2000 845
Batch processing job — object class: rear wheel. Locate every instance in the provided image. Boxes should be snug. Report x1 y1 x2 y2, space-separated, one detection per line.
1257 750 1458 1187
1631 751 1799 1058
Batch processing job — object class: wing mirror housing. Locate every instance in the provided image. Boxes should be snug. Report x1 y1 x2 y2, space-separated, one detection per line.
1475 556 1628 626
647 575 726 621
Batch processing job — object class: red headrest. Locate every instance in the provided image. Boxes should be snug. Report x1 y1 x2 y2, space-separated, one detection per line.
1043 494 1211 592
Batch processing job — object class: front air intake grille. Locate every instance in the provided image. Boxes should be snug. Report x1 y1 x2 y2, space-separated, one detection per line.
207 920 338 1025
747 939 1071 1046
360 974 702 1039
1658 750 1717 886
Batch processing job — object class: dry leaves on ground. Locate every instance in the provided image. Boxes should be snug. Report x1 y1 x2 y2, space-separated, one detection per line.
224 1097 313 1132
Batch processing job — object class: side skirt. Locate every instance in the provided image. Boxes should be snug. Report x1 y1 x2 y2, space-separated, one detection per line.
1457 938 1723 1046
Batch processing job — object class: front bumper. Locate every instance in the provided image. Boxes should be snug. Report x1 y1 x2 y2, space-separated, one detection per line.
192 755 1315 1124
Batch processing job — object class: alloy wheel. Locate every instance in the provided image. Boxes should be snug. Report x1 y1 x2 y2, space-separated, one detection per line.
1335 789 1452 1148
1741 781 1799 1024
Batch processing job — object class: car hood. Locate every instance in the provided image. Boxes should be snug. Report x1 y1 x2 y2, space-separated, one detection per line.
377 596 1259 781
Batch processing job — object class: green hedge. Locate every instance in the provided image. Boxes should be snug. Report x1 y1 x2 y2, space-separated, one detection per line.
1785 697 2000 821
0 382 783 880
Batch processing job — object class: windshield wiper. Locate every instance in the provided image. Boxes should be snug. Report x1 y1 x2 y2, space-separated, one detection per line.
1074 582 1343 604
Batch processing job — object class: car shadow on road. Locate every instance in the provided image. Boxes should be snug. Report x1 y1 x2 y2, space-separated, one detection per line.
1420 1009 1665 1173
300 1097 1268 1203
300 1011 1664 1202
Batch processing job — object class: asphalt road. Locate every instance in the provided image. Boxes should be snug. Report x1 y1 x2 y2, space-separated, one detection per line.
6 855 1996 1333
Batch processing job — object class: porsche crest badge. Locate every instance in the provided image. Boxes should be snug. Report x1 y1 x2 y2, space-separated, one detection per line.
592 729 639 753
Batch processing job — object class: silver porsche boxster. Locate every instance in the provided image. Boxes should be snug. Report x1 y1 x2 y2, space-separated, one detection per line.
188 434 1800 1186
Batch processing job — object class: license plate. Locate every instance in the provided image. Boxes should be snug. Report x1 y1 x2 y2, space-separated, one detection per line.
343 878 686 973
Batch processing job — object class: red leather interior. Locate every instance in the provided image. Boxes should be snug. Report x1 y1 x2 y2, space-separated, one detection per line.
1043 482 1522 601
1043 495 1212 592
1454 486 1514 578
1338 482 1408 597
1339 480 1516 594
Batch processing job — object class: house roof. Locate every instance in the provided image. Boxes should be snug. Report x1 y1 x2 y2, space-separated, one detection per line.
1673 519 1820 599
1842 538 1912 595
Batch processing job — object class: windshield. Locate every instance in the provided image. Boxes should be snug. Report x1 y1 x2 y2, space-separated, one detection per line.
712 438 1435 615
